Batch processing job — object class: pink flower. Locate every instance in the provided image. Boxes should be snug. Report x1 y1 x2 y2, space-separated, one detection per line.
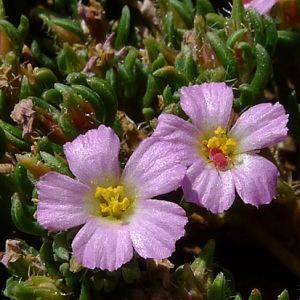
152 83 288 214
36 125 187 271
243 0 278 15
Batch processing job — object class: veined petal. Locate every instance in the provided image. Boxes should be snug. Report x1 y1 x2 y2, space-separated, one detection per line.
129 199 187 259
182 161 236 213
244 0 278 15
64 125 120 186
72 218 133 271
230 102 288 152
121 137 186 199
232 153 278 206
180 83 233 136
36 172 90 231
152 113 201 166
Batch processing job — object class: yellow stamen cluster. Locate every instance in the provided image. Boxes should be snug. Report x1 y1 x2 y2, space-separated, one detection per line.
205 126 236 155
94 185 131 219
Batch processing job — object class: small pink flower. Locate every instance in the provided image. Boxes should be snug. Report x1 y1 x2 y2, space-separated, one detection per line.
36 125 187 271
243 0 278 15
153 83 288 214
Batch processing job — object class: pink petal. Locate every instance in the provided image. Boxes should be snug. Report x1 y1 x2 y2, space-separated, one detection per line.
152 113 201 166
64 125 120 186
72 218 133 271
129 199 187 259
182 161 236 213
231 154 278 207
121 138 186 199
230 102 288 153
180 83 233 136
244 0 278 15
36 172 90 231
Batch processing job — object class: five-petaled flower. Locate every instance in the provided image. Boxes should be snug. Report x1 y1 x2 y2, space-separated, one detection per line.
152 83 288 214
36 125 187 271
243 0 278 15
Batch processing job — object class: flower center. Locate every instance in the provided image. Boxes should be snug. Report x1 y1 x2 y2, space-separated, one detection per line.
94 185 131 219
202 126 237 170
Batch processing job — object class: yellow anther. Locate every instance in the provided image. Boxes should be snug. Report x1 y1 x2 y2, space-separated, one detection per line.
214 125 225 135
100 204 111 213
121 198 130 210
207 136 221 149
111 201 122 213
226 138 237 148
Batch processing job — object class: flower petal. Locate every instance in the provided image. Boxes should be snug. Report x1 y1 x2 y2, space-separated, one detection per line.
182 161 236 213
121 137 186 199
152 113 201 166
129 199 187 259
244 0 278 15
72 218 133 271
180 83 233 136
64 125 120 186
36 171 90 231
230 102 288 152
231 154 278 206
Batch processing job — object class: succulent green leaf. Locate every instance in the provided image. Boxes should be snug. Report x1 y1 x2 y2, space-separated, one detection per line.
115 5 131 49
